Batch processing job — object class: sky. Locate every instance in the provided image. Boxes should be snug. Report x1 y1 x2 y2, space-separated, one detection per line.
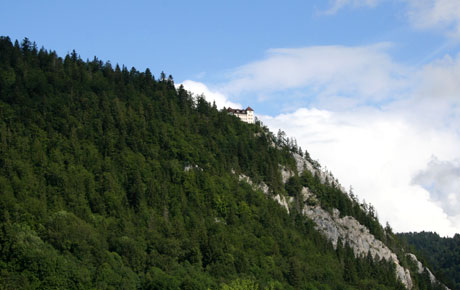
2 0 460 236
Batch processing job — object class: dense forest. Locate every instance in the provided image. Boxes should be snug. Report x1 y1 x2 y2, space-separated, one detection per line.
0 36 446 289
398 232 460 290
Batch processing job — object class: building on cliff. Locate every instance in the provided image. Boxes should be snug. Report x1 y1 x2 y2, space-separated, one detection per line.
227 107 255 124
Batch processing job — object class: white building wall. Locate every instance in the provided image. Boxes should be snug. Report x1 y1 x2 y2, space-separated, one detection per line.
246 111 254 124
228 108 255 124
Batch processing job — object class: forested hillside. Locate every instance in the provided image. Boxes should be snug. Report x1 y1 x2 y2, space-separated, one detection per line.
0 36 445 289
398 232 460 290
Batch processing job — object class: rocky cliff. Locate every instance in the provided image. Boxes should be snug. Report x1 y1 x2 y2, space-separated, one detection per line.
236 152 449 290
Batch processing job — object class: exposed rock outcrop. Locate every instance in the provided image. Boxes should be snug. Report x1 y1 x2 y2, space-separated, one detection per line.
280 157 415 288
273 194 291 214
184 164 202 172
233 152 449 289
234 171 292 213
406 253 441 286
301 203 413 289
234 170 270 196
292 153 348 194
292 152 315 173
280 166 294 184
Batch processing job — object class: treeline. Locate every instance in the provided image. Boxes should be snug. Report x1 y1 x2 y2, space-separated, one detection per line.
0 36 436 289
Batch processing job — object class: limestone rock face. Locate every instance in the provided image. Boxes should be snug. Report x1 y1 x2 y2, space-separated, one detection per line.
278 158 416 288
273 194 290 214
406 253 441 286
292 153 348 194
233 157 449 289
292 152 315 173
407 253 424 274
235 171 270 196
280 167 294 184
301 203 413 289
235 171 292 214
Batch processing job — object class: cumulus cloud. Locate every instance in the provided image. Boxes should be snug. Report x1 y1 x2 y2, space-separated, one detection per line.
406 0 460 38
219 43 460 235
413 157 460 216
259 107 460 236
183 42 460 235
248 48 460 236
179 80 241 109
223 44 408 105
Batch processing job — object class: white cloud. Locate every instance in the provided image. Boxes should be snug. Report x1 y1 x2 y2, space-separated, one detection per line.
259 107 460 236
184 44 460 236
406 0 460 38
223 44 408 105
413 156 460 217
248 49 460 236
179 80 241 109
416 53 460 102
228 44 460 236
325 0 460 38
388 53 460 131
324 0 382 15
247 47 460 236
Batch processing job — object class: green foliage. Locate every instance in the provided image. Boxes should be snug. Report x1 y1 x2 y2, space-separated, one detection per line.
221 279 259 290
398 232 460 290
0 36 436 289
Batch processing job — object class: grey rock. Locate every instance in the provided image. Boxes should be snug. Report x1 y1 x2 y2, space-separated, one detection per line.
281 166 294 184
301 200 413 289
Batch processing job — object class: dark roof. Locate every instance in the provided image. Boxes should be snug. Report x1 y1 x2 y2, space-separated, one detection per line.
227 107 246 114
227 107 254 114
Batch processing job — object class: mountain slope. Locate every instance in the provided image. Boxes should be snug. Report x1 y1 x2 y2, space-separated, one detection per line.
0 36 447 289
397 232 460 290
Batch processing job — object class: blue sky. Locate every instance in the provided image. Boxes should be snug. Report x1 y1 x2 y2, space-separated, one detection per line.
1 0 452 83
2 0 460 236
